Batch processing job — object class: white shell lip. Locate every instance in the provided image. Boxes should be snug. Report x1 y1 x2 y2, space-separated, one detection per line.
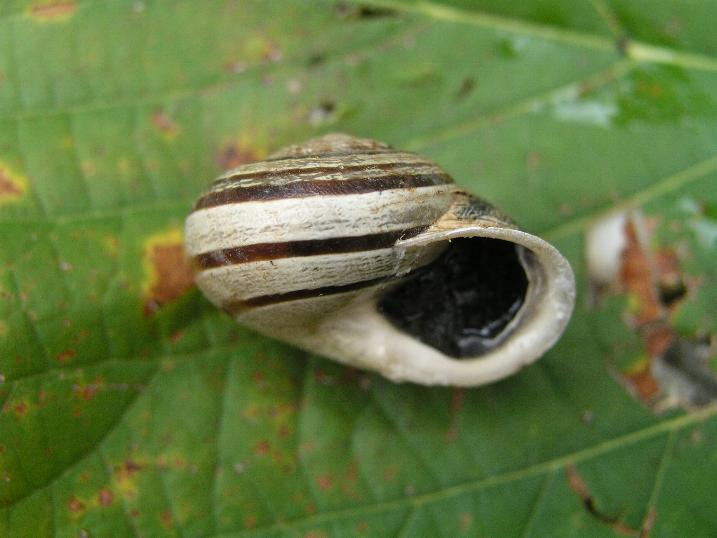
313 225 576 387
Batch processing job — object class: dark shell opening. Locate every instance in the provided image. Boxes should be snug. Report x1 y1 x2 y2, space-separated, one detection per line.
378 238 529 358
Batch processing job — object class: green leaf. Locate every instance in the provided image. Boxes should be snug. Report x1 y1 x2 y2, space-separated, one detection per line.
1 1 716 536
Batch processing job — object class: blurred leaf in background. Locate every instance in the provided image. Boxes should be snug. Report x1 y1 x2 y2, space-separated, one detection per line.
1 0 716 536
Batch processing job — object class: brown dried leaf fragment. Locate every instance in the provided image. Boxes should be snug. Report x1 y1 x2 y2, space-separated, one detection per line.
565 465 641 537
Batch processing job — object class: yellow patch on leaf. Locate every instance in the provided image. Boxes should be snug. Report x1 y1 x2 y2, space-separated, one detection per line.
102 234 120 258
0 164 28 206
151 109 179 139
142 227 195 315
216 134 267 171
29 1 77 21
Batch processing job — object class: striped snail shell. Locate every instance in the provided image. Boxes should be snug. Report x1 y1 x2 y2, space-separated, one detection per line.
185 133 575 387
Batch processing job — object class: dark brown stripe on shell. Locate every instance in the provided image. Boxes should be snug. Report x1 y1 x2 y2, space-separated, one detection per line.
224 275 388 315
194 226 428 270
195 172 449 210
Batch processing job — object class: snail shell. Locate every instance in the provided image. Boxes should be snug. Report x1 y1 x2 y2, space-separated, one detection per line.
185 134 575 387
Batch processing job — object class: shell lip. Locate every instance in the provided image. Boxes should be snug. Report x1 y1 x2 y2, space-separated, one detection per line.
353 224 576 386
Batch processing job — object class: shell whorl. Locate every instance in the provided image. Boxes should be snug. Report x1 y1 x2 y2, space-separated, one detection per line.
185 133 459 320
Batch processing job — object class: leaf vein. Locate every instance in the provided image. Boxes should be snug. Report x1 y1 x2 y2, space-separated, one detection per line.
518 472 554 538
0 365 161 509
361 0 717 72
543 153 717 241
209 405 717 536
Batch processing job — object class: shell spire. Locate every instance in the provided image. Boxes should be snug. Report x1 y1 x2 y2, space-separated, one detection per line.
267 133 392 159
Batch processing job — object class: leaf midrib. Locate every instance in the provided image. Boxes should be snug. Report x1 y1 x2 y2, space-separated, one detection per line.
3 0 717 124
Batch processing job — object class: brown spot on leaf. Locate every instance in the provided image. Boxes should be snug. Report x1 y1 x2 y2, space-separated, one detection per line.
151 110 178 138
169 330 184 343
261 41 283 63
459 512 473 532
97 488 114 507
270 449 288 466
313 368 336 385
73 382 99 401
0 171 22 197
345 461 358 483
383 466 398 482
142 228 194 316
0 166 26 204
12 401 28 417
525 151 542 171
114 458 144 482
56 349 76 363
112 459 145 499
455 77 475 100
316 474 333 492
254 440 270 456
356 521 369 533
30 1 77 20
335 3 397 19
242 404 261 422
224 59 249 74
160 511 173 530
251 371 267 388
67 496 85 513
124 460 144 475
244 515 257 529
80 160 96 177
340 480 363 502
217 143 262 170
446 387 464 441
